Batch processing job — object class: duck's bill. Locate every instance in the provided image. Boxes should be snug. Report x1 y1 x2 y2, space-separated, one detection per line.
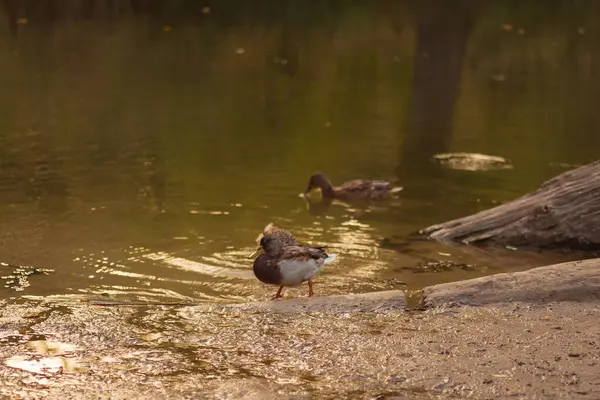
247 246 263 259
300 187 314 197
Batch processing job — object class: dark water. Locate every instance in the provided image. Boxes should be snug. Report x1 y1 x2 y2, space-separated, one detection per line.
0 0 598 303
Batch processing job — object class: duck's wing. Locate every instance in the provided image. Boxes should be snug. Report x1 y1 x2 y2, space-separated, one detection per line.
337 180 375 192
280 245 328 261
277 245 334 285
370 180 393 190
338 179 392 193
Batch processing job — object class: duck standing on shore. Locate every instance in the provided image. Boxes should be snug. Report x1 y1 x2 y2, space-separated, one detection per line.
302 173 402 201
252 235 337 299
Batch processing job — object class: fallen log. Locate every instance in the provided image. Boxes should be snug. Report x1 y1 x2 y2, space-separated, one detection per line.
419 258 600 308
421 160 600 252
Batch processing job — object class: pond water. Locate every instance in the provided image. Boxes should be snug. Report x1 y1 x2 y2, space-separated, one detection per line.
0 1 598 305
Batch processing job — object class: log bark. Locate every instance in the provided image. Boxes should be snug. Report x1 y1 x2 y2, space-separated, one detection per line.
421 160 600 252
420 259 600 308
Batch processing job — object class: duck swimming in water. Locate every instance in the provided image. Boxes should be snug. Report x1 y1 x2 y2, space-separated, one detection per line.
252 235 337 299
303 173 402 201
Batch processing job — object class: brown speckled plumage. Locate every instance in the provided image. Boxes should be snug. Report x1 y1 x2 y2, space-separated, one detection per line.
248 223 299 259
303 173 403 201
255 223 297 246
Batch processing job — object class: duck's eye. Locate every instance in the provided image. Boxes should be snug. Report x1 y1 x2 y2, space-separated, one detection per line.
260 236 274 247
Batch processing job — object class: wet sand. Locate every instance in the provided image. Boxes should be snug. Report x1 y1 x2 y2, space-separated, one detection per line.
1 260 599 399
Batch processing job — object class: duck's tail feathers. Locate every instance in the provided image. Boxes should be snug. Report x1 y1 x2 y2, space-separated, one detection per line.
390 186 404 194
324 254 337 265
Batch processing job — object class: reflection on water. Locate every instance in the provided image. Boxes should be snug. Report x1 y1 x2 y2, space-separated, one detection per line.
0 0 598 303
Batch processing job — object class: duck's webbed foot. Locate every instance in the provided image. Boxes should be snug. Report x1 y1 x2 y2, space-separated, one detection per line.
271 286 284 300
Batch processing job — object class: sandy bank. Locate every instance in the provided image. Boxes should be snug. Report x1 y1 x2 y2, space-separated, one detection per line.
0 259 599 399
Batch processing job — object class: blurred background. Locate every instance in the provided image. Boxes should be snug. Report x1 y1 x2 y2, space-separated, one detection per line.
0 0 598 304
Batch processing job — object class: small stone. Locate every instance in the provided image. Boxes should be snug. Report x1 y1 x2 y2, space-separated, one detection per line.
567 374 580 385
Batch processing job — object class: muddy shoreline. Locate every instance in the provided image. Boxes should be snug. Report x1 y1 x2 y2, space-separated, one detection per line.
1 259 599 399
